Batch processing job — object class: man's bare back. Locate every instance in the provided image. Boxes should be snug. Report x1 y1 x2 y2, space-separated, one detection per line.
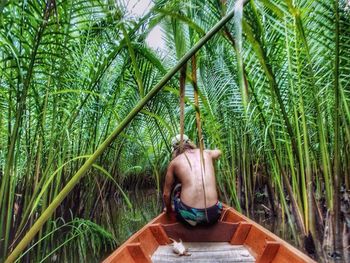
163 148 221 211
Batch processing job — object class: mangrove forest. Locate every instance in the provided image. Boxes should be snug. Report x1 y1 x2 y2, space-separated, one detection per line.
0 0 349 262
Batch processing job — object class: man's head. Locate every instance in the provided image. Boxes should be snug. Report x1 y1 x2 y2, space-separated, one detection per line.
171 134 197 158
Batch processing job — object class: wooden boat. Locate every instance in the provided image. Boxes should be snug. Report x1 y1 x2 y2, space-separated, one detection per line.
103 206 316 263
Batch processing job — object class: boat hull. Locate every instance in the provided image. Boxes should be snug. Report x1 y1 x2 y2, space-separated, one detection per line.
103 206 316 263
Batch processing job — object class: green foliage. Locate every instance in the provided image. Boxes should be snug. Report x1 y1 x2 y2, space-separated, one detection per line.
17 218 117 263
1 0 349 261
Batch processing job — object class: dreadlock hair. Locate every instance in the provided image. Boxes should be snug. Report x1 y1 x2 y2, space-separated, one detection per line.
171 140 197 159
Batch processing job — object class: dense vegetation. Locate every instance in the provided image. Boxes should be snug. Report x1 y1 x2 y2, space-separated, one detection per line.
0 0 349 262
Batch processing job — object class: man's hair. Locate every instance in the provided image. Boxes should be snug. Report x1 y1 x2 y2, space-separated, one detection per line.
172 140 197 159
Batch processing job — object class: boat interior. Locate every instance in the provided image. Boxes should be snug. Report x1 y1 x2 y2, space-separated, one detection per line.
103 207 315 263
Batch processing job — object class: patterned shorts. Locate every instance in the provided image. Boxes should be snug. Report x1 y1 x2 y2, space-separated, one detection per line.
173 185 223 226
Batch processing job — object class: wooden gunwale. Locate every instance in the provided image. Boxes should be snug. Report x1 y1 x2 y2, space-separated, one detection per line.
221 207 315 262
103 205 316 263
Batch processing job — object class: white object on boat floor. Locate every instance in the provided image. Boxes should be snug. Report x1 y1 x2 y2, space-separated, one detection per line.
151 242 255 262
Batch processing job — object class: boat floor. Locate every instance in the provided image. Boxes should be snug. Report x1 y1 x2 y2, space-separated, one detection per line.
151 242 255 263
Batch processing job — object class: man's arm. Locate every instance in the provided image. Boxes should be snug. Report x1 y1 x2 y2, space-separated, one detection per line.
163 163 175 213
210 149 222 160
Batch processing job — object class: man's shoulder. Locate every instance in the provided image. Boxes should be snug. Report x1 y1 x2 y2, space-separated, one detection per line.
169 156 181 167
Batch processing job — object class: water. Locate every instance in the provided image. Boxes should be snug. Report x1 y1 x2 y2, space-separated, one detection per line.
109 189 161 245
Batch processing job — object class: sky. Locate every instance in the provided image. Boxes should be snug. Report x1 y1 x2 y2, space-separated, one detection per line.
125 0 166 52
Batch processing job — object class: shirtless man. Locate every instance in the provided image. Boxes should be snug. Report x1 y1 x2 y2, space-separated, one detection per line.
163 134 223 226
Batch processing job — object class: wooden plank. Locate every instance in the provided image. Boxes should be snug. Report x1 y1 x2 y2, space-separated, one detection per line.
271 246 308 263
149 224 171 245
180 242 247 252
221 208 247 223
152 242 255 263
244 225 274 258
127 243 151 263
155 242 250 253
163 221 238 242
230 222 252 245
256 241 280 263
132 228 159 257
105 248 135 263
